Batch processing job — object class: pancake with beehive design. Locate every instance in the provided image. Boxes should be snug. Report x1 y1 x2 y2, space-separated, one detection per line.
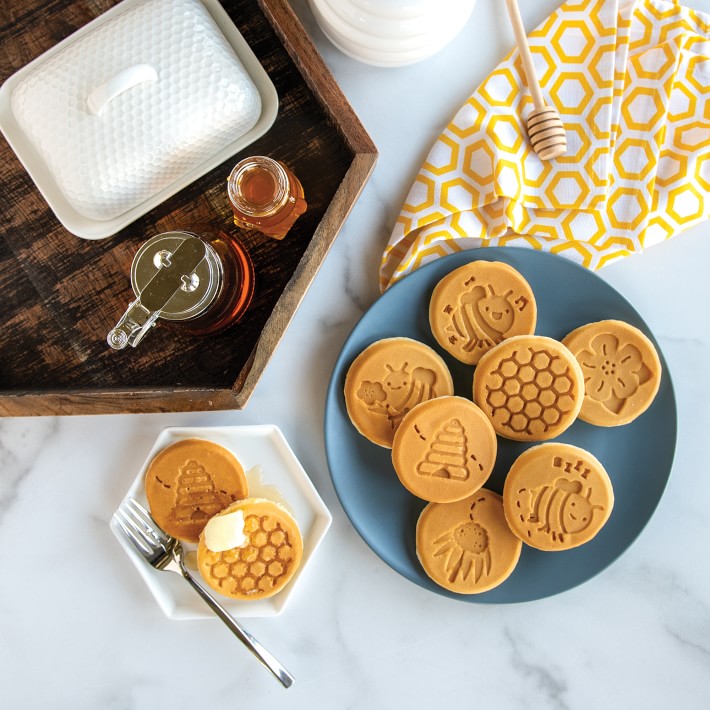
197 498 303 600
503 443 614 551
145 439 248 543
391 396 497 502
473 335 584 441
416 489 522 594
430 261 537 365
344 337 454 448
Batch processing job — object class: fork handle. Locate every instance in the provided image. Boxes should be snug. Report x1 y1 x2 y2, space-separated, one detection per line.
178 565 295 688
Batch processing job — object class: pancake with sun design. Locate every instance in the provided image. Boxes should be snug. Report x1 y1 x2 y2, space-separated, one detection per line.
416 489 522 594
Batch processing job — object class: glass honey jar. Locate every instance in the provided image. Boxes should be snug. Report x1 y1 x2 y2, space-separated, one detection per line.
227 156 307 239
107 229 254 350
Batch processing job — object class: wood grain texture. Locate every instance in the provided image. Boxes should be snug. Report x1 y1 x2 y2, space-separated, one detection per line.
0 0 377 416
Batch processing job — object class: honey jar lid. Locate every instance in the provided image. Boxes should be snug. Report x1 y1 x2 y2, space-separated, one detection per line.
107 231 222 350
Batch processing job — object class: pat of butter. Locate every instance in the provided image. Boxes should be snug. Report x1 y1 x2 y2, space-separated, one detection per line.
204 509 247 552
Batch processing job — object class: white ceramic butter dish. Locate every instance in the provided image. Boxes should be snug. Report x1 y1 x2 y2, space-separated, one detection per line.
0 0 278 239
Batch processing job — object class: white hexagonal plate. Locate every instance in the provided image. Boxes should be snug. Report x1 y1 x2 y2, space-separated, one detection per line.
110 425 332 619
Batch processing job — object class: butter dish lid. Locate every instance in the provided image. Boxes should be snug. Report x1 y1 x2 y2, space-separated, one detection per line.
0 0 278 239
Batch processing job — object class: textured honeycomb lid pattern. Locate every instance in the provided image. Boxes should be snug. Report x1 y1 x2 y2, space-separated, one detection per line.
10 0 262 221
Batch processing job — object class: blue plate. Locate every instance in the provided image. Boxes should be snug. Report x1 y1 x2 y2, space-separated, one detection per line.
324 248 677 603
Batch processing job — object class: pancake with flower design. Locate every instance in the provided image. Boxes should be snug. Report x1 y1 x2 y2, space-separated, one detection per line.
344 337 454 448
562 320 661 426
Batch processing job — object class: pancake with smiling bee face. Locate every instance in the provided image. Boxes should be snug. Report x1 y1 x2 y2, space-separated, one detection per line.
429 261 537 365
344 337 454 448
502 443 614 551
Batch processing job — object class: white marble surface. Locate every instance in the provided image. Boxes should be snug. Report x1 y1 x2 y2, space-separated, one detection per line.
2 0 709 706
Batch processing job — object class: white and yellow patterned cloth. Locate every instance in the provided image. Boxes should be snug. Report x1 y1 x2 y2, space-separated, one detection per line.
380 0 710 291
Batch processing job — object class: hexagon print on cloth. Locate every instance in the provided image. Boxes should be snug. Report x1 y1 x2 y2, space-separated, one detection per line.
381 0 710 291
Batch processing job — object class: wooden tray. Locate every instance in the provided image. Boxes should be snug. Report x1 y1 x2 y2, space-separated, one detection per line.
0 0 377 416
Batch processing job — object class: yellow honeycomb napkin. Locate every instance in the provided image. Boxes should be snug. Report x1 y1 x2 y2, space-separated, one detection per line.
380 0 710 291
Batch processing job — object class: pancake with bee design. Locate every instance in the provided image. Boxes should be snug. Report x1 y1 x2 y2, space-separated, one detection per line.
344 337 454 448
503 443 614 551
416 489 522 594
145 439 248 543
429 261 536 365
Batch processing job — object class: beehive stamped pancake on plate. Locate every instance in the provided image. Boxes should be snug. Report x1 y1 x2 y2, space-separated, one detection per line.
344 337 454 448
429 261 537 365
503 443 614 551
473 335 584 441
392 396 496 502
145 439 248 543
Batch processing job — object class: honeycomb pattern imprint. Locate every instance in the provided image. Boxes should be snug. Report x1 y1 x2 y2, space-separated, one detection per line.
10 0 262 221
203 514 297 597
475 340 583 441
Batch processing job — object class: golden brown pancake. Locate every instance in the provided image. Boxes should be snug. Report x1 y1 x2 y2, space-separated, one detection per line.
392 396 497 502
430 260 537 364
473 335 584 441
145 439 248 543
562 320 661 426
417 489 522 594
344 337 454 448
503 443 614 551
197 498 303 600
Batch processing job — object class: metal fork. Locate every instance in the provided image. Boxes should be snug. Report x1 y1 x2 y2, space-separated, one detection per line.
114 497 294 688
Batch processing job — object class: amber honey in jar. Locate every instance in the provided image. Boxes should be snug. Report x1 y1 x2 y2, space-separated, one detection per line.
227 156 307 239
107 229 255 350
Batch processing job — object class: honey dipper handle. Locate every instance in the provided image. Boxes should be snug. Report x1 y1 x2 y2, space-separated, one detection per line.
504 0 545 110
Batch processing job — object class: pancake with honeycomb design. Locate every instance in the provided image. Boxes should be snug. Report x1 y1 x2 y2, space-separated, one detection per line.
562 320 661 426
392 396 497 503
344 337 454 448
197 498 303 600
473 335 584 441
417 489 522 594
503 443 614 551
145 439 248 543
429 261 537 365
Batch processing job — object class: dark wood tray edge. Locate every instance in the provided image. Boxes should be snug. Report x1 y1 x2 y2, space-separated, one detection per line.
1 0 377 417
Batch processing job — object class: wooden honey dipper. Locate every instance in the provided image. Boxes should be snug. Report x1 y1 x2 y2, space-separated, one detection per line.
504 0 567 160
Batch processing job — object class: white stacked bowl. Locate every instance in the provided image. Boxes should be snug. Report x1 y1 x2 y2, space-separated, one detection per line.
308 0 477 67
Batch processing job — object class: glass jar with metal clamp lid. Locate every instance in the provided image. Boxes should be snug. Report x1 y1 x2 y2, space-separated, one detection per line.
107 229 254 350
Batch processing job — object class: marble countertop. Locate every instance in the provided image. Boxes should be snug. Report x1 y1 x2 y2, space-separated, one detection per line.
1 0 709 706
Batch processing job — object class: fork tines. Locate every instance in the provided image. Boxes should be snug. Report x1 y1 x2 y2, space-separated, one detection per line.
114 497 169 554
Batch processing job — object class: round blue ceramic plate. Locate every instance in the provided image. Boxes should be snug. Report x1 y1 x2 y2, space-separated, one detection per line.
324 248 677 603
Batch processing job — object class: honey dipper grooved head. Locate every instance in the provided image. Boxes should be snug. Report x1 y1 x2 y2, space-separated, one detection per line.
526 106 566 161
